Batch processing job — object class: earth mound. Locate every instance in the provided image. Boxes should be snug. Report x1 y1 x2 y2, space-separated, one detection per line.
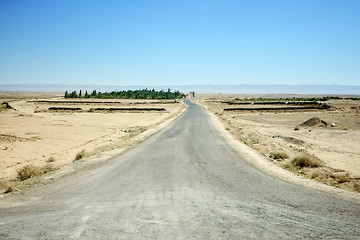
299 117 327 127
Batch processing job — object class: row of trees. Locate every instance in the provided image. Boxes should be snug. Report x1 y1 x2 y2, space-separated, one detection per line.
64 88 186 99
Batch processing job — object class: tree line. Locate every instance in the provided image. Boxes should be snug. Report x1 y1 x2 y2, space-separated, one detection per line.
64 88 185 99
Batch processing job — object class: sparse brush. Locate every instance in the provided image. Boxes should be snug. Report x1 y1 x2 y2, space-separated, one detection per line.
41 164 55 174
0 179 13 194
269 152 289 160
292 155 323 168
330 173 350 184
74 149 88 161
17 164 40 180
47 157 55 163
283 162 299 172
311 170 323 179
139 127 147 132
353 183 360 193
335 174 350 184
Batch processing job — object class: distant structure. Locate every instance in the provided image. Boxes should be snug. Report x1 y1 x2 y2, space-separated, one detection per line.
189 92 195 98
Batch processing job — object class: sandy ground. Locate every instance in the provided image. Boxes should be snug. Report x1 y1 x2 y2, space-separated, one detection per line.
0 93 185 189
197 94 360 193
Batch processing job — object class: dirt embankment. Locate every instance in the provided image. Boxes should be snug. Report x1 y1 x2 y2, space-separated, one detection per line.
0 95 185 194
199 96 360 194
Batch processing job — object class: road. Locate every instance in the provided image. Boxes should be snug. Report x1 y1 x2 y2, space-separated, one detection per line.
1 100 360 239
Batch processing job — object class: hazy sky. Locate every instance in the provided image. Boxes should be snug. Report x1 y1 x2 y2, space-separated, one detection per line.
1 0 359 86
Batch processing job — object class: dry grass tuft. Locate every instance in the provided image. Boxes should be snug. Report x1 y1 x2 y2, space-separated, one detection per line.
41 164 55 174
47 156 56 163
353 183 360 193
17 164 40 180
74 149 89 161
292 155 323 168
310 169 326 180
0 178 13 194
269 152 289 160
17 163 58 181
329 173 350 184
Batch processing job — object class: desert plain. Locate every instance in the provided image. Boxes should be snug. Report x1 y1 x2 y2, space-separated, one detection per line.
1 92 360 196
0 92 185 193
197 94 360 193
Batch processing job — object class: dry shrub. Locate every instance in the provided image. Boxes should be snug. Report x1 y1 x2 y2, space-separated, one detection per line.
17 164 40 180
283 162 299 172
292 155 322 168
17 163 57 181
311 169 325 179
0 179 13 194
269 152 289 160
41 164 55 174
336 175 350 184
47 157 56 163
74 149 88 161
329 173 350 184
139 126 148 132
353 183 360 193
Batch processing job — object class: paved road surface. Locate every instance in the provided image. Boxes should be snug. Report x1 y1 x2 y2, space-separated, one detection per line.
1 101 360 239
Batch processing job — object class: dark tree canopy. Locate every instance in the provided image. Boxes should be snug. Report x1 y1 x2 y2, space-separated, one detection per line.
64 89 185 99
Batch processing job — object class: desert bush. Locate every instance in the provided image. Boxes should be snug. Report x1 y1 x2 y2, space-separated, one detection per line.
269 152 289 160
335 174 350 184
47 157 55 163
329 173 350 184
139 127 147 132
292 155 322 168
283 162 298 172
17 165 40 180
311 169 324 179
74 149 88 161
353 183 360 193
0 179 13 193
41 164 55 174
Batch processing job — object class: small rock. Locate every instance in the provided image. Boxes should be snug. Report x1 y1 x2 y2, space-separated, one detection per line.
331 122 336 127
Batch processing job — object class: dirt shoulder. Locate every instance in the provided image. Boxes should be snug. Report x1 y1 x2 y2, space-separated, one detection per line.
0 94 186 194
196 95 360 200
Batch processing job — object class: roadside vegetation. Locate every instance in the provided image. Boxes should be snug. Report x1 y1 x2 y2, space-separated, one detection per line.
64 88 185 99
269 152 289 160
17 164 56 181
74 149 89 161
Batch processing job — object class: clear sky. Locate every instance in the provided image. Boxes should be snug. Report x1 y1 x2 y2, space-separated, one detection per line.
0 0 359 86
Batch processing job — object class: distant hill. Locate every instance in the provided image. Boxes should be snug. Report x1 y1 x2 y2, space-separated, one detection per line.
0 84 360 95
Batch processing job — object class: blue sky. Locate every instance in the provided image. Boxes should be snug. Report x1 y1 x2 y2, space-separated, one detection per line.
0 0 359 86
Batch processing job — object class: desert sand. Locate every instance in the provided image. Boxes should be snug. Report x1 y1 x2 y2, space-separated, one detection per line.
0 93 185 192
197 94 360 193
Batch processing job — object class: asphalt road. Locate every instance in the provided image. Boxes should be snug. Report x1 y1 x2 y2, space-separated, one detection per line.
1 100 360 239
